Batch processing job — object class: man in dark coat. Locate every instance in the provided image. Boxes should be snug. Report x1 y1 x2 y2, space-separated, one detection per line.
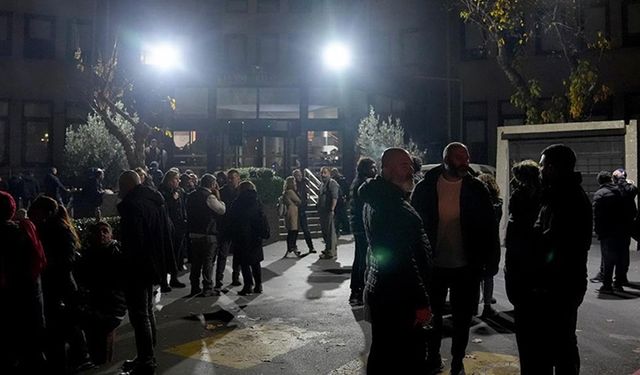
593 171 635 293
530 144 592 374
348 157 376 306
293 169 316 253
227 181 270 295
411 142 500 375
21 171 40 207
360 148 432 374
216 169 241 289
612 168 637 285
158 170 188 292
43 167 68 205
117 171 175 375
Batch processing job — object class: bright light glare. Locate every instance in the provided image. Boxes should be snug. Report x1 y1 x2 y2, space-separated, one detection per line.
141 44 182 70
322 42 351 71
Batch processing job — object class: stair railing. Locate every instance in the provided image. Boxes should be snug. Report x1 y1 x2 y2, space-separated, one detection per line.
304 168 320 205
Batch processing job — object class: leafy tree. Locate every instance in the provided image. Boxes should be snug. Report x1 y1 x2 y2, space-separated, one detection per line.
456 0 611 123
356 107 425 162
73 37 175 168
64 103 134 188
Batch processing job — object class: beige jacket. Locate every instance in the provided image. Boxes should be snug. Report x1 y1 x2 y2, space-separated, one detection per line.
283 189 301 230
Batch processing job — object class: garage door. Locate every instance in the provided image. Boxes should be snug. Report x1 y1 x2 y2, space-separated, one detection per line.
509 136 625 199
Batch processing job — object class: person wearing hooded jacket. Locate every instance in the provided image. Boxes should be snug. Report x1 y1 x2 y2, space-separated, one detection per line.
117 171 176 375
410 142 500 375
360 148 432 374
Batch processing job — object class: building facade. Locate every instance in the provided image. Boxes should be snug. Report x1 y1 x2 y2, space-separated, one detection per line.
0 0 453 182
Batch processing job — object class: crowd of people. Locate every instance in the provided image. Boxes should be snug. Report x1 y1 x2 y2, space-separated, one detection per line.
1 138 636 375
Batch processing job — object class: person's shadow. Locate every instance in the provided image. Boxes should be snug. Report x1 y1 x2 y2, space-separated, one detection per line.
304 258 351 300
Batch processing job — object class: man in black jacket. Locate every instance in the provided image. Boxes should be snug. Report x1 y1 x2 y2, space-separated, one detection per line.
187 174 226 297
593 171 634 293
360 148 432 374
348 157 376 305
117 171 175 375
215 169 241 289
529 144 592 375
411 142 500 375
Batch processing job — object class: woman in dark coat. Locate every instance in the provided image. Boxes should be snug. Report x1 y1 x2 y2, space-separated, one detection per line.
227 181 270 296
477 173 503 318
504 159 543 374
29 196 92 373
0 191 47 373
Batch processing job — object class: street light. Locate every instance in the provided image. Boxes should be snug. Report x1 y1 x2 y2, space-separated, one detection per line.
322 42 352 71
140 43 183 71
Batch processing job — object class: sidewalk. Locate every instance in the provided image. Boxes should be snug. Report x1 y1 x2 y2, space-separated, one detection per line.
86 238 640 375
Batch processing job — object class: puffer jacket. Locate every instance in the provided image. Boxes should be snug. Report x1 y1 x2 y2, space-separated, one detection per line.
411 165 500 276
360 176 432 309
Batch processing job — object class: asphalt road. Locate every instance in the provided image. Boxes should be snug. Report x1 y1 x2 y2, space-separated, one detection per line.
87 236 640 375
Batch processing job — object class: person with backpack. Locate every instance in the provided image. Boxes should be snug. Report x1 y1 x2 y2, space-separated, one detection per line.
282 176 302 257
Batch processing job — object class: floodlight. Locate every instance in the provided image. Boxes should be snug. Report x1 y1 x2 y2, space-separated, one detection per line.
322 42 352 71
141 43 182 70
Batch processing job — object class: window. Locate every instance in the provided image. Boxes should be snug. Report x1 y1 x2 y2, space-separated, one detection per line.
463 102 488 163
308 88 338 119
623 0 640 46
288 33 311 66
258 0 280 13
226 0 249 13
370 31 391 67
0 100 8 164
461 22 486 60
400 29 426 65
175 88 209 118
625 93 640 121
216 88 257 119
0 12 12 57
583 1 609 42
23 101 53 165
225 34 248 66
257 34 279 65
498 100 525 126
173 131 198 150
24 14 55 59
289 0 312 13
67 19 92 62
371 95 392 115
307 130 342 169
259 88 300 119
65 102 88 129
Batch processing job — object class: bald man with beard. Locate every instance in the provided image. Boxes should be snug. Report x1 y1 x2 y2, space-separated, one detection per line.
359 148 433 374
117 171 175 375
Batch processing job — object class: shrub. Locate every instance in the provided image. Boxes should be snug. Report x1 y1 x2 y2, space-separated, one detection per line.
74 216 121 247
236 167 283 205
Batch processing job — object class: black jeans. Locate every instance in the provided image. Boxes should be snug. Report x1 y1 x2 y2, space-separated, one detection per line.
601 236 630 287
240 262 262 290
350 232 367 294
428 267 480 364
515 296 580 375
189 236 217 292
298 208 314 250
123 282 156 369
286 230 299 252
366 293 427 374
215 239 241 286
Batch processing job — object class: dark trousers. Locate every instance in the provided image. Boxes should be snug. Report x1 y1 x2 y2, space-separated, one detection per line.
298 208 314 250
366 293 426 374
515 297 580 375
481 275 494 305
240 262 262 290
124 283 156 369
350 232 367 293
215 239 241 286
601 236 631 287
428 267 480 364
286 230 299 252
189 236 216 292
79 313 121 365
